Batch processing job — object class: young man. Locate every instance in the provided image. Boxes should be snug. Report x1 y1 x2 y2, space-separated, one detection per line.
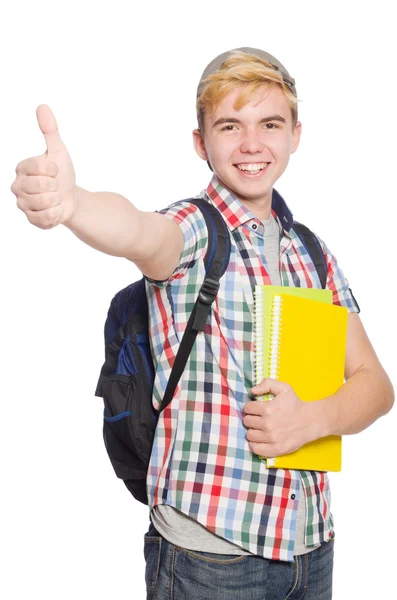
11 48 394 599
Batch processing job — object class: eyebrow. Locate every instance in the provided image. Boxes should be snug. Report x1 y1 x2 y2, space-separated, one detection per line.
212 114 287 128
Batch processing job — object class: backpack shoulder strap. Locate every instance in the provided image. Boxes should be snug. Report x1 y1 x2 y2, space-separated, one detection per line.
188 196 231 292
165 196 231 276
160 197 231 412
292 221 328 289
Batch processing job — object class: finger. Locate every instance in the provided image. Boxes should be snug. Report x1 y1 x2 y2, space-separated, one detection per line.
246 429 270 443
36 104 64 156
243 400 268 416
17 191 61 213
248 441 276 457
15 156 58 177
25 205 63 229
250 377 289 396
19 175 58 196
243 414 264 430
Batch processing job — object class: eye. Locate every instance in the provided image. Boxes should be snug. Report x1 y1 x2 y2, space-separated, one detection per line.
265 123 279 130
221 124 237 131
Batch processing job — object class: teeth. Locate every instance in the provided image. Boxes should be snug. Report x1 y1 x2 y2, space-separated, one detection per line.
236 163 267 172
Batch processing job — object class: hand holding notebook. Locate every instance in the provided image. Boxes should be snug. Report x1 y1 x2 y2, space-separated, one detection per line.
245 376 329 463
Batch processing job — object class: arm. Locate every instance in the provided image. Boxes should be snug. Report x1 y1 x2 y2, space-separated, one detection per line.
244 231 394 456
65 186 184 281
11 105 183 282
243 313 394 457
308 312 394 437
309 236 394 435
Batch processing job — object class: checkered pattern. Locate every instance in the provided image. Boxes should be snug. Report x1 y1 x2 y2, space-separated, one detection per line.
145 175 359 562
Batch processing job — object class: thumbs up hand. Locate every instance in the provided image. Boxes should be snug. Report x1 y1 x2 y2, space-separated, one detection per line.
11 104 77 228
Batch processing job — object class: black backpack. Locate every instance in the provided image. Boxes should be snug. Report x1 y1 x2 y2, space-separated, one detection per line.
94 197 327 505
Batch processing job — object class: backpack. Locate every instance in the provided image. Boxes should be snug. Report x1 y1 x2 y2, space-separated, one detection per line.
94 197 327 505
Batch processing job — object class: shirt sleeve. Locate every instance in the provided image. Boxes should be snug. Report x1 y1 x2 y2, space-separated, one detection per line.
144 201 208 287
316 235 360 313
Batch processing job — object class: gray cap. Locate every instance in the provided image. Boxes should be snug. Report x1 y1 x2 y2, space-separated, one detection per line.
197 47 296 97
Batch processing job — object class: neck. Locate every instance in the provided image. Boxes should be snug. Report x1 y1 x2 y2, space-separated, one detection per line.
235 194 273 220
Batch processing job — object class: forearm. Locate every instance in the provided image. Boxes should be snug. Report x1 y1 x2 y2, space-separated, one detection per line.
63 185 143 258
62 185 183 279
312 364 394 438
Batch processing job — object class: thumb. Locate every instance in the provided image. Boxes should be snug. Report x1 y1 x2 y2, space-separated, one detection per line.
251 378 289 396
36 104 64 156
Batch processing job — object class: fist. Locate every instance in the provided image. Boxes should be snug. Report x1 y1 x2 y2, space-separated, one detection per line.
11 104 76 229
244 378 318 458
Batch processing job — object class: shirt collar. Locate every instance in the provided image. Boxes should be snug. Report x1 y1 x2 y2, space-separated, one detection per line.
205 175 294 233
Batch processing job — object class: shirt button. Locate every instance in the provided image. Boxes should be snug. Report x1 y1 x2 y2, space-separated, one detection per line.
291 494 296 500
252 223 258 230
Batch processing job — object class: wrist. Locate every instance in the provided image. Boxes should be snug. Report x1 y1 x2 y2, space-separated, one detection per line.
62 185 82 227
305 395 339 441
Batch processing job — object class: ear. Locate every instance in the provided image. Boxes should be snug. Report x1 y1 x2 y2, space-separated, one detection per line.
192 128 209 161
291 121 302 154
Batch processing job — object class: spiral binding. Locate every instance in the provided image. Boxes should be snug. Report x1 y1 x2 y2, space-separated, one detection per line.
255 291 284 466
254 286 264 388
267 295 283 401
254 289 284 404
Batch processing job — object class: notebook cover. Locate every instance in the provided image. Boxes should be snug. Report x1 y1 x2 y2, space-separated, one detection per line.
254 285 333 389
264 294 348 471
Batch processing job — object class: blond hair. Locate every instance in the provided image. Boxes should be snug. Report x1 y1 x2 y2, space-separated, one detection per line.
196 50 299 132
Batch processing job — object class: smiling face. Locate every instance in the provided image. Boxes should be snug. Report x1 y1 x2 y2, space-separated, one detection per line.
193 83 302 218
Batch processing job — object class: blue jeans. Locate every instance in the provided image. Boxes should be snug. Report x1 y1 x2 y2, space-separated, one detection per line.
144 522 334 599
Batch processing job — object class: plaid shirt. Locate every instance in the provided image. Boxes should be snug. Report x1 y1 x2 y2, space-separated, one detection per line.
145 175 359 562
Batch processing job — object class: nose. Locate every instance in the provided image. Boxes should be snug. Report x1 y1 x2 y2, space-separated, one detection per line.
240 126 264 154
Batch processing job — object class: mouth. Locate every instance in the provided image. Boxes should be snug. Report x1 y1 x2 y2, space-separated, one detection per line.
234 162 270 177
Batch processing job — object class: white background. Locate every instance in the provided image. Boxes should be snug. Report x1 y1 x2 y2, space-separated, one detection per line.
1 1 396 598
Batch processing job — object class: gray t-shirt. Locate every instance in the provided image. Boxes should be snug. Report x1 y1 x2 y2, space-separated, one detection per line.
152 213 322 556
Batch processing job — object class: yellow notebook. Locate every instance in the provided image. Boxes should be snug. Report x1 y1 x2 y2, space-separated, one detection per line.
254 290 348 472
254 285 333 390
